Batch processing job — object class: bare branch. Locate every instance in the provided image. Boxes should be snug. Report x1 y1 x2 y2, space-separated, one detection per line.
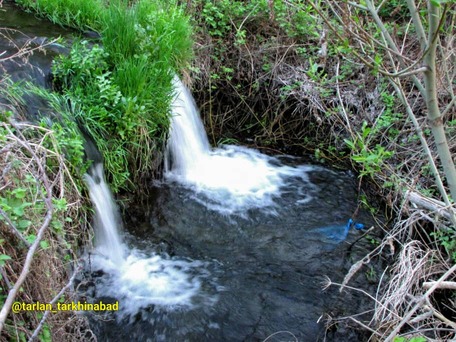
28 266 81 342
422 281 456 290
405 0 428 49
383 263 456 342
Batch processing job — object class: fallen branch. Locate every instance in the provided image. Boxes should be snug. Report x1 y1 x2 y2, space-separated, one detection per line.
422 281 456 290
406 190 456 223
384 263 456 342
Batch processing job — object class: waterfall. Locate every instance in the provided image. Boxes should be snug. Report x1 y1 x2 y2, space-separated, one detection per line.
165 76 211 174
165 77 315 215
83 159 212 316
84 163 125 264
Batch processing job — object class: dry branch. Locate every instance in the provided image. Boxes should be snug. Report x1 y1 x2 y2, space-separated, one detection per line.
384 263 456 342
406 190 456 223
422 281 456 290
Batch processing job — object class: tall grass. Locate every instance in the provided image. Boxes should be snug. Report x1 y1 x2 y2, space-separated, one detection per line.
15 0 104 30
15 0 193 191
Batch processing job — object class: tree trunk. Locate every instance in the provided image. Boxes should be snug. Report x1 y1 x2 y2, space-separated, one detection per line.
423 2 456 202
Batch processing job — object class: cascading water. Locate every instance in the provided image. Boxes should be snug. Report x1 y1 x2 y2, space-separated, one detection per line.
3 3 378 338
83 162 214 317
83 77 371 341
84 163 125 264
165 77 317 215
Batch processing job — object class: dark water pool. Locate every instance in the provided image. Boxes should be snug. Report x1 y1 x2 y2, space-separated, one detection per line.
86 165 378 342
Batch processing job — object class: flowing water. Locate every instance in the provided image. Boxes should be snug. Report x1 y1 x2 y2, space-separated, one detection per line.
84 163 215 318
164 77 316 215
84 79 376 341
1 4 378 340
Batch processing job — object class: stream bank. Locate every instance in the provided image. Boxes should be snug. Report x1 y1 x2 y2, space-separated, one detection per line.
1 1 440 339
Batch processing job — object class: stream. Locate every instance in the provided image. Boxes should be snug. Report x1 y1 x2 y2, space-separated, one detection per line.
1 2 380 341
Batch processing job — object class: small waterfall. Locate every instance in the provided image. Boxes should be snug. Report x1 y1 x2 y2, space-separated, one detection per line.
165 76 211 174
84 163 125 264
83 160 212 316
165 77 316 215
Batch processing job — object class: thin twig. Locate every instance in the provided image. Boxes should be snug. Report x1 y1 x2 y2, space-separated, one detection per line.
384 263 456 342
28 266 81 342
422 281 456 290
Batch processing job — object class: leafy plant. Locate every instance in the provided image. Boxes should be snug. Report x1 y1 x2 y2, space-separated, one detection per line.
18 0 193 192
345 122 394 178
431 229 456 263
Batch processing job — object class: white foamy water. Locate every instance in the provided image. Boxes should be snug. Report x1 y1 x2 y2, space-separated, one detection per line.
84 164 213 315
84 164 125 265
165 77 315 214
89 250 214 317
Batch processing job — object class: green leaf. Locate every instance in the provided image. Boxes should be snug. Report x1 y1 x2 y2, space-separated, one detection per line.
344 139 356 150
40 240 50 249
18 220 32 230
393 338 406 342
431 0 447 6
51 220 64 232
52 198 68 211
0 254 12 267
12 188 27 199
410 337 427 342
26 234 36 244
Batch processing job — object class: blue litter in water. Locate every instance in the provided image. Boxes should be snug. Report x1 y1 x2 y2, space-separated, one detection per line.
313 218 365 244
354 223 365 230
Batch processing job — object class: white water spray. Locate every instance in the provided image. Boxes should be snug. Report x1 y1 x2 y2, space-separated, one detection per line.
165 77 315 214
84 163 212 315
84 163 125 264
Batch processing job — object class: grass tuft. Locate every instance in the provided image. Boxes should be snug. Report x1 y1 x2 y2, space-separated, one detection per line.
16 0 193 191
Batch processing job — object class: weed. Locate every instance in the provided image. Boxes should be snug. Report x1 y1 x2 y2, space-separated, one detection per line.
431 229 456 263
17 0 193 192
345 122 394 178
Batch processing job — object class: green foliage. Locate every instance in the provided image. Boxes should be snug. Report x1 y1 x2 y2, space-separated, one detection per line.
38 321 52 342
373 83 402 139
431 229 456 263
365 265 378 282
196 0 321 80
199 0 320 39
16 0 193 192
15 0 104 30
377 0 409 21
345 122 394 178
393 336 427 342
4 82 89 187
0 254 12 267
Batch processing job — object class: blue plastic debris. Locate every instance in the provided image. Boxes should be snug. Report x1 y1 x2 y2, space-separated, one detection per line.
346 218 365 231
354 223 365 230
312 218 366 244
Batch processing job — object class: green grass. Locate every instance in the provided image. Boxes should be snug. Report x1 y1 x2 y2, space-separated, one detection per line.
15 0 104 30
15 0 193 191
